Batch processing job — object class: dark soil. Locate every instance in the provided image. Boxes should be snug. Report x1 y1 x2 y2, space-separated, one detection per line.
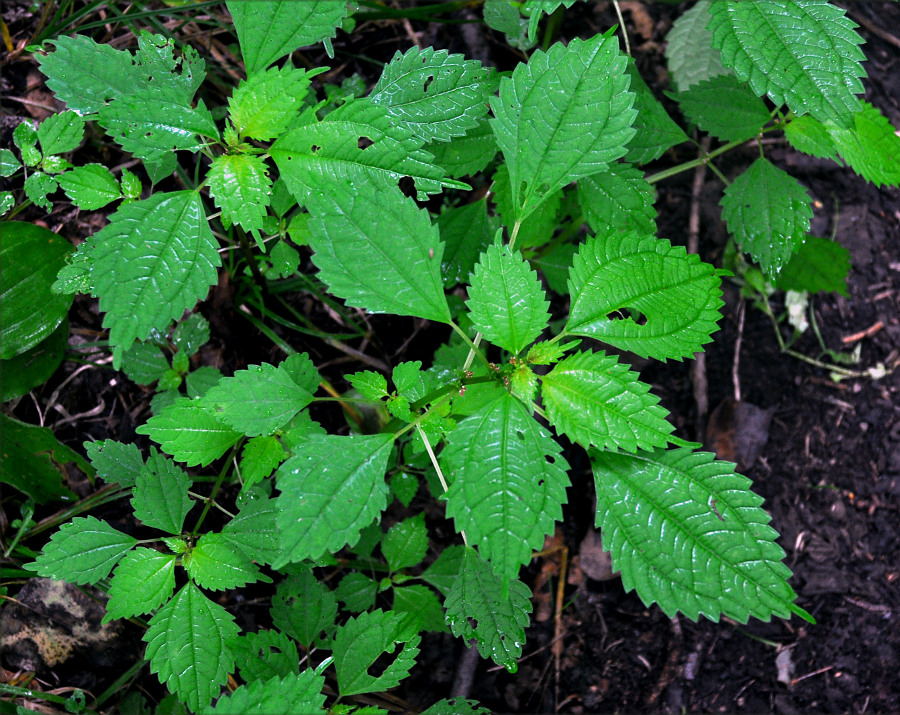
2 2 899 714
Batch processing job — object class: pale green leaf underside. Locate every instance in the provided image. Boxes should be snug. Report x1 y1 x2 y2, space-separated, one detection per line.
444 547 532 673
490 32 636 220
185 532 262 590
541 350 675 452
203 671 326 715
207 153 271 233
707 0 865 128
334 610 421 696
592 448 811 624
577 163 657 237
131 450 193 534
676 74 771 143
720 157 812 276
136 398 241 467
442 393 570 581
105 548 176 622
370 45 493 143
228 0 349 76
466 243 550 355
566 232 725 360
304 182 451 324
28 516 137 585
664 0 731 91
89 191 221 359
144 582 240 712
275 433 394 566
228 65 311 141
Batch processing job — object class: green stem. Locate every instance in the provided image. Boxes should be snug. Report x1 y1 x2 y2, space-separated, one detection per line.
646 138 745 184
190 444 240 537
0 684 79 708
415 424 468 546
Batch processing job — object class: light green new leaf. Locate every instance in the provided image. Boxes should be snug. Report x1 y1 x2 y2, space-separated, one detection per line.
228 0 349 76
382 514 428 572
720 157 812 277
304 183 451 324
0 320 67 403
144 582 240 712
623 61 689 165
826 102 900 188
541 350 675 452
442 393 570 581
370 46 493 143
467 243 550 355
422 698 491 715
27 516 137 585
207 154 272 233
239 436 286 488
774 235 850 296
201 359 314 437
437 199 495 288
428 119 498 179
0 414 79 504
84 439 144 487
204 671 326 715
24 172 57 210
675 74 771 143
37 111 84 155
483 0 531 50
275 434 394 566
0 148 21 177
136 398 241 467
490 31 636 221
228 65 312 141
444 547 532 673
89 191 221 359
577 163 657 238
664 0 730 91
592 448 813 624
57 164 122 210
271 571 338 650
271 100 464 201
105 548 176 623
566 232 725 360
132 450 193 534
221 497 281 566
185 532 264 590
229 629 299 683
707 0 865 128
334 610 421 696
347 371 389 401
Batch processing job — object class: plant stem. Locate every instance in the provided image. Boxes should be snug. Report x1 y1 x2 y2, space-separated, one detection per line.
415 424 467 546
190 444 240 537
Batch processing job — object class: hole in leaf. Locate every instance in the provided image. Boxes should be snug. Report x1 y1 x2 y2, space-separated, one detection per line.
310 144 320 154
366 648 400 679
545 454 555 464
537 478 545 487
606 308 647 326
467 616 478 630
398 176 416 198
357 135 374 150
423 74 434 92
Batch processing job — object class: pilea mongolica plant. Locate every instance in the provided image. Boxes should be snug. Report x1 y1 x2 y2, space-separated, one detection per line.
4 0 899 712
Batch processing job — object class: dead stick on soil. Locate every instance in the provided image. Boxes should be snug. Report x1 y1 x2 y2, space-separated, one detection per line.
733 299 745 403
553 545 568 712
688 136 711 437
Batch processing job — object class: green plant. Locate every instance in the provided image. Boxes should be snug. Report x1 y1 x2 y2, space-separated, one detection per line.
3 0 899 712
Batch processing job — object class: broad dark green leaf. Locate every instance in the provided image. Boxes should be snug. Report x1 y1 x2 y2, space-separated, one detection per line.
271 572 338 650
0 414 79 503
774 235 850 296
675 74 771 143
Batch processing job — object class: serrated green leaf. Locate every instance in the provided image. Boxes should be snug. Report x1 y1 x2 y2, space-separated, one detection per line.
541 350 675 451
220 497 280 566
202 359 314 437
120 340 169 385
132 450 193 534
172 313 209 355
421 544 466 596
271 571 338 649
228 0 349 76
0 148 22 177
707 0 865 128
56 164 122 210
304 182 451 323
577 163 657 237
207 154 272 233
204 671 326 715
665 0 731 91
37 111 84 155
335 571 378 613
120 168 142 199
0 191 14 216
592 448 812 623
229 629 299 684
27 516 137 585
467 243 550 355
24 172 57 210
275 433 394 566
444 547 532 672
442 393 570 581
483 0 531 49
382 514 428 572
132 31 206 104
228 65 312 141
239 436 286 487
827 102 900 188
491 163 563 250
334 609 420 696
437 199 495 288
89 191 221 359
490 31 635 221
675 74 771 143
105 548 177 623
784 114 839 161
522 0 582 42
185 532 264 590
566 232 725 360
428 119 498 179
347 371 389 401
720 157 812 277
421 697 490 715
774 235 850 296
623 60 689 165
392 361 428 402
186 366 223 399
271 100 463 201
393 584 448 634
390 472 419 508
85 439 144 487
370 46 493 143
136 398 241 467
144 582 240 712
282 352 321 394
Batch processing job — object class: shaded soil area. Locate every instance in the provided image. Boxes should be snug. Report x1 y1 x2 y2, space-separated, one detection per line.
2 2 899 713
